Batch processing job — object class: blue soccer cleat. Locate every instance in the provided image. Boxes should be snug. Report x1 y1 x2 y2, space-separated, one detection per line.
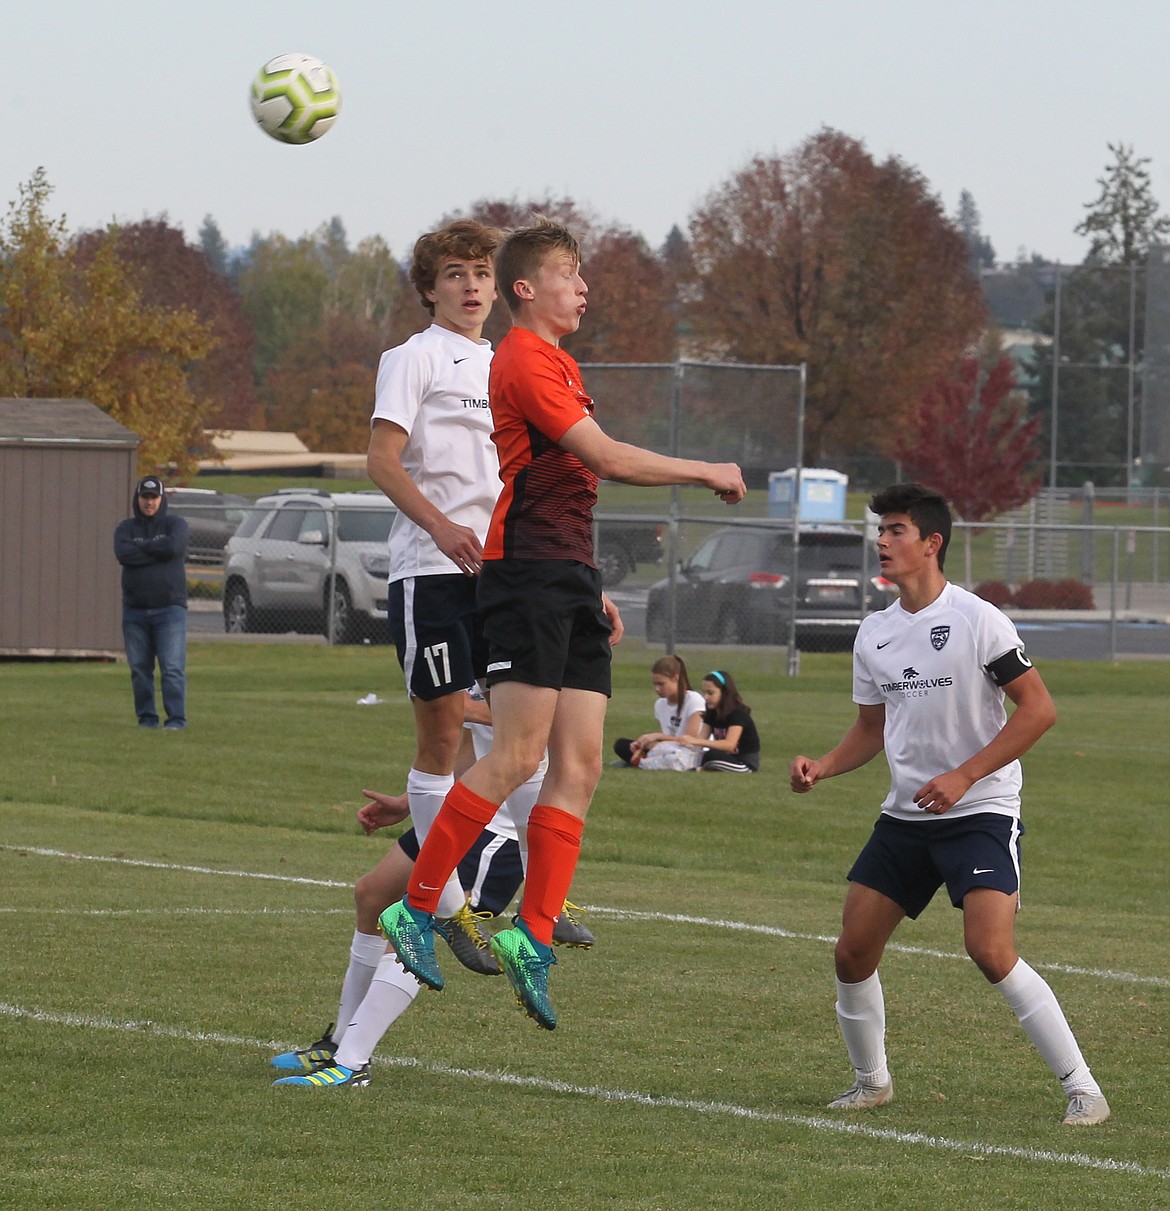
273 1063 370 1088
490 924 558 1030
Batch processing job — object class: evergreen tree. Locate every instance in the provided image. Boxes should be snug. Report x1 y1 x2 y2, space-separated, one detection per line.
1030 145 1169 485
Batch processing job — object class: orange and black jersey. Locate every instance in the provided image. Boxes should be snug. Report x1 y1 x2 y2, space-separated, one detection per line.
484 326 598 564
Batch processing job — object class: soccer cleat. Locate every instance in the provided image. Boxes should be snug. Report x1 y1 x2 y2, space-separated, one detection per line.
435 903 502 976
826 1078 894 1110
270 1023 337 1071
377 899 443 990
273 1062 370 1088
552 900 595 949
1062 1092 1111 1125
490 925 558 1030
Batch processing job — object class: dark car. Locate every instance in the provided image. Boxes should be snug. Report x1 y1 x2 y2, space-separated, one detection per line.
167 488 252 563
645 524 897 649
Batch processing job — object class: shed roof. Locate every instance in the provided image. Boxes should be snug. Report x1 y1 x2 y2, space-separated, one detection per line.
0 398 138 447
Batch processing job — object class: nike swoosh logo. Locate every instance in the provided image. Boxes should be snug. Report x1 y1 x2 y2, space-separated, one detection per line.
972 867 995 875
453 357 469 364
419 883 442 890
877 640 892 649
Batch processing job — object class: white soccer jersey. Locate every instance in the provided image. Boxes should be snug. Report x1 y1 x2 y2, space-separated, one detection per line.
654 689 706 736
371 324 498 582
853 581 1030 822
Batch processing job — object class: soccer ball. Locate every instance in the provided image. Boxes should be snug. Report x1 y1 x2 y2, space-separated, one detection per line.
249 53 341 145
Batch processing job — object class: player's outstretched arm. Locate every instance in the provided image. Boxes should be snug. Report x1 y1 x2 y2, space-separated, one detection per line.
790 704 886 794
559 417 746 503
367 420 483 575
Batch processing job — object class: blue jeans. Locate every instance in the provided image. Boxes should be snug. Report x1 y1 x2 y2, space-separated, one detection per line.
122 605 187 727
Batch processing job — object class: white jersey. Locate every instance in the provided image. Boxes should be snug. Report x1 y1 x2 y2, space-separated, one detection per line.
371 324 498 583
654 689 705 737
853 581 1029 823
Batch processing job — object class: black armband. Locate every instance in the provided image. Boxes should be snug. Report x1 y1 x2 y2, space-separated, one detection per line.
985 647 1033 686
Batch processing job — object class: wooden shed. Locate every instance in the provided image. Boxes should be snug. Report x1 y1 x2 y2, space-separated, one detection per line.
0 398 139 657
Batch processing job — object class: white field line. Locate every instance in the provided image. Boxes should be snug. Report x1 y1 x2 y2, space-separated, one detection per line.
0 999 1164 1182
4 844 1167 990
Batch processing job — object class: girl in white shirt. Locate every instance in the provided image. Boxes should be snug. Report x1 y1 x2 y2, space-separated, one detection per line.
612 655 706 770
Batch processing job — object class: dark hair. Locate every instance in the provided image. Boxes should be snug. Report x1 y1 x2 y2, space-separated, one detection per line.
409 220 500 315
869 482 952 572
650 653 693 708
702 669 749 725
494 215 582 316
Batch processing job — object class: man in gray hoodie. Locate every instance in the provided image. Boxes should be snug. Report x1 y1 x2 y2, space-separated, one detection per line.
113 476 189 729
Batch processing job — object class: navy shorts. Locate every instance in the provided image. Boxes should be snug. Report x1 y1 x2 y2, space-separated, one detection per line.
387 574 487 701
477 559 612 696
397 825 523 918
847 812 1024 919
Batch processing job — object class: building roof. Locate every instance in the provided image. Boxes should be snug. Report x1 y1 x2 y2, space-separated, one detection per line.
0 398 138 447
200 429 366 473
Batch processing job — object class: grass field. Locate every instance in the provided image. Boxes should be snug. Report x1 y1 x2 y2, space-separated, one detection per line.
2 643 1168 1209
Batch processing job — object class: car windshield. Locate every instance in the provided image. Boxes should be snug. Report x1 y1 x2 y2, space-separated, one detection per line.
337 508 395 543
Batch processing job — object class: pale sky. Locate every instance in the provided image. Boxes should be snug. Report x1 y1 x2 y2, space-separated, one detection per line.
6 0 1169 266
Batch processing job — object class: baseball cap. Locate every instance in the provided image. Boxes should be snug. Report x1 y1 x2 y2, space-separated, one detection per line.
137 476 163 497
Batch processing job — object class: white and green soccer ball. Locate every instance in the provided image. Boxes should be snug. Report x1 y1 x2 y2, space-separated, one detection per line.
249 53 340 145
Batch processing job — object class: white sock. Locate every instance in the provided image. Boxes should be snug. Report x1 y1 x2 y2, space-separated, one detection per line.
334 951 422 1070
333 929 389 1045
406 768 454 841
504 757 545 875
995 958 1101 1096
435 871 466 918
835 973 890 1087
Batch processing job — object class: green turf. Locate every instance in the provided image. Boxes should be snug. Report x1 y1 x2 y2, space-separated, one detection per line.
1 644 1167 1209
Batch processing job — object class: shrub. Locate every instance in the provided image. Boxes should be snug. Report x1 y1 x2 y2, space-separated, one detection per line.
1012 578 1095 610
974 580 1014 608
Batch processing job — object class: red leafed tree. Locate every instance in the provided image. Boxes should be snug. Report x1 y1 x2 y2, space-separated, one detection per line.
894 348 1042 524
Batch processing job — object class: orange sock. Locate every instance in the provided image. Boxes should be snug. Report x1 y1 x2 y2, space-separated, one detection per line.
520 804 584 946
407 781 499 913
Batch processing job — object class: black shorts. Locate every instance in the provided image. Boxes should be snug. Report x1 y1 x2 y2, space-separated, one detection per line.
477 559 612 696
847 812 1024 920
397 825 523 918
387 574 486 701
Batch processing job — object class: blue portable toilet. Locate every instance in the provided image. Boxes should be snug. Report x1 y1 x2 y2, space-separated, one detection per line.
767 467 848 521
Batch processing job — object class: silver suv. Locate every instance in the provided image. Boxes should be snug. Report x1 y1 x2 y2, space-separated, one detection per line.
222 490 396 644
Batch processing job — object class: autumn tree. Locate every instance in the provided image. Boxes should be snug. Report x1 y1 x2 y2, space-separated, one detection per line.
1029 143 1170 484
74 218 258 431
896 342 1042 522
684 129 987 461
0 169 213 476
261 314 386 452
440 195 676 360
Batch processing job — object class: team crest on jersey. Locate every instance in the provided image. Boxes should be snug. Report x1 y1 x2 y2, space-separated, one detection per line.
930 625 951 651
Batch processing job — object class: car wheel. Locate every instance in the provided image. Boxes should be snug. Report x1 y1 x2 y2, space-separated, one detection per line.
716 608 745 644
223 582 252 633
325 580 356 644
596 542 631 588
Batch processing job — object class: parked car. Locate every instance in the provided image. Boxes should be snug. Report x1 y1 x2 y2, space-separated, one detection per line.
644 524 897 649
167 487 252 563
594 517 664 587
222 490 396 643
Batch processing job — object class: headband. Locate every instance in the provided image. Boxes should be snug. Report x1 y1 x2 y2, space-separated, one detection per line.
705 671 727 686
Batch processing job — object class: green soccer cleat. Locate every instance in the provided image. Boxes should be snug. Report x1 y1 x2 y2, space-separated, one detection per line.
490 925 558 1030
269 1023 337 1071
377 898 443 990
272 1063 370 1088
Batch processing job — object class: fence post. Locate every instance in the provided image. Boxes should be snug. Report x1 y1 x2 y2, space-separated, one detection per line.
1081 481 1095 585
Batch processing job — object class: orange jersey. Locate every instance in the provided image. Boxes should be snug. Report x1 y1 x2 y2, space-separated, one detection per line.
484 326 599 563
